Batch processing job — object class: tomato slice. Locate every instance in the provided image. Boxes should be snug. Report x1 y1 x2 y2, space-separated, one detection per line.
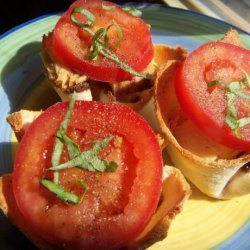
51 0 153 83
13 101 162 249
175 41 250 151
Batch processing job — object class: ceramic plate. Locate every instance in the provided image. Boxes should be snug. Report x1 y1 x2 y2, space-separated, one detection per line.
0 3 249 250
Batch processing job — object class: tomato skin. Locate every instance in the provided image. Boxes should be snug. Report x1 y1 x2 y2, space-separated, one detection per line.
52 0 154 83
175 41 250 151
13 101 162 249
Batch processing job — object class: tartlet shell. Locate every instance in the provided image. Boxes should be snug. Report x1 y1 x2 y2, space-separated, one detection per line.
154 31 250 199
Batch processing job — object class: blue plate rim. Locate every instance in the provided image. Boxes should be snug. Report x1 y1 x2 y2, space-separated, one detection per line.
0 2 249 250
1 3 249 40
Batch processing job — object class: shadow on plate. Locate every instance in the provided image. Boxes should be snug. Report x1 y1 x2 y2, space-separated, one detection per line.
1 41 44 113
189 183 216 202
0 142 18 175
0 210 37 250
0 141 38 249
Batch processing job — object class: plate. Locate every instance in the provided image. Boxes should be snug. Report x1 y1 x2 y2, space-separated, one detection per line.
0 3 250 250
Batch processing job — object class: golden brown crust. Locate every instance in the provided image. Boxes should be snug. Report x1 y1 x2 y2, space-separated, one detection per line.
128 166 191 249
6 110 42 141
41 34 89 94
153 45 188 68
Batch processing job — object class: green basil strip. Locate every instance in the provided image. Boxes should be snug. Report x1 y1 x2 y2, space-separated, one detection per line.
242 71 250 88
101 48 149 78
225 91 250 138
70 7 96 28
89 23 123 59
89 28 106 59
41 179 79 204
92 28 107 44
225 110 238 131
61 92 77 131
51 142 61 184
41 178 89 205
207 72 250 138
49 136 118 172
89 43 103 60
51 92 76 183
228 80 250 100
105 161 119 172
76 179 89 204
102 2 115 11
228 81 243 91
122 6 142 17
225 110 243 139
52 92 76 165
225 91 237 129
237 117 250 129
106 23 123 49
231 89 250 100
57 130 81 159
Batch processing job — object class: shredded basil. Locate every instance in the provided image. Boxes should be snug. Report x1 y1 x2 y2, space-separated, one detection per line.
89 28 107 60
102 2 115 11
48 136 118 172
207 71 250 137
226 91 237 117
76 179 89 204
225 108 238 131
40 178 88 205
102 2 142 17
231 89 250 100
106 22 123 50
122 6 142 17
57 130 81 159
228 81 250 100
51 92 76 183
238 117 250 128
101 48 150 78
70 7 149 79
243 71 250 87
70 7 96 28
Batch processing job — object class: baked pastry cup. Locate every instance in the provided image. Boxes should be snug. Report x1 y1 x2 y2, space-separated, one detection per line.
154 33 250 199
41 37 187 112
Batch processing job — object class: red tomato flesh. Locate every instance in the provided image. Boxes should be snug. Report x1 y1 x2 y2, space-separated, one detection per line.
175 41 250 151
51 0 154 83
13 101 162 249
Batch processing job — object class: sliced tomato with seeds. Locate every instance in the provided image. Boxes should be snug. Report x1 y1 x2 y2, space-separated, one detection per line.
51 0 154 83
175 41 250 151
13 101 162 249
